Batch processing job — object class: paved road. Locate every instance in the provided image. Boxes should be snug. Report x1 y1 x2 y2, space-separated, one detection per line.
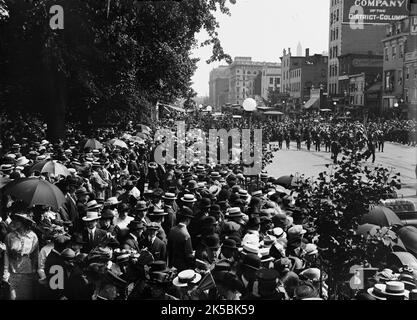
266 142 417 198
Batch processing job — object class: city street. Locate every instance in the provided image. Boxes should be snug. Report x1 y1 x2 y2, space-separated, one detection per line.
266 142 417 198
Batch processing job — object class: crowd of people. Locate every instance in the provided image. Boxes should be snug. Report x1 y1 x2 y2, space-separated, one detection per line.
0 110 416 300
267 117 417 164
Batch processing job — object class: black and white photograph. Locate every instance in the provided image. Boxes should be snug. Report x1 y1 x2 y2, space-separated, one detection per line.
0 0 417 304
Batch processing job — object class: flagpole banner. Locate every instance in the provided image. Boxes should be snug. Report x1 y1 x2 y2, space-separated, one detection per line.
343 0 409 25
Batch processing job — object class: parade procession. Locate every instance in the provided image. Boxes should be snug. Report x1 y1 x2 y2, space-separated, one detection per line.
1 0 417 304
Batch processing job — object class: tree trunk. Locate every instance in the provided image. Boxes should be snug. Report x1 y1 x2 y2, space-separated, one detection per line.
45 69 66 142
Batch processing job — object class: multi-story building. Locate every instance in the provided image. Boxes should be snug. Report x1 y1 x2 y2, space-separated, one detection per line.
337 53 383 114
382 17 412 115
328 0 408 98
404 14 417 119
280 49 328 110
208 66 230 109
260 65 281 100
228 57 280 105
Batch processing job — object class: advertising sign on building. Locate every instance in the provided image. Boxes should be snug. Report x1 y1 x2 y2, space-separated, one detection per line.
343 0 409 28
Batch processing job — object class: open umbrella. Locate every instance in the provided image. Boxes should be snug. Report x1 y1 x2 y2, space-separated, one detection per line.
3 177 66 210
0 177 12 189
108 139 128 149
135 132 149 140
137 124 151 133
356 224 406 251
387 252 417 277
84 139 103 149
275 175 294 188
398 226 417 257
120 133 132 140
30 160 70 177
361 205 403 227
129 136 145 144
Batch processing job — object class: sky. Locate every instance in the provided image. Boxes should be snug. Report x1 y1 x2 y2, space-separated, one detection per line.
190 0 330 97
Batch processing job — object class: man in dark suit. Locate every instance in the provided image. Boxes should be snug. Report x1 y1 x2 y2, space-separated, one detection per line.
140 223 166 261
81 211 108 253
123 220 145 252
162 193 177 236
60 177 81 232
167 207 195 271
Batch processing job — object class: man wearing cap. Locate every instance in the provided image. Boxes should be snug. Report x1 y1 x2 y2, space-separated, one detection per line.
81 212 108 253
140 223 166 261
167 207 195 271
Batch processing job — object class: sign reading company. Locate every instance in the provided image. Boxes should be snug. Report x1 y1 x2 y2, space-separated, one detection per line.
343 0 408 27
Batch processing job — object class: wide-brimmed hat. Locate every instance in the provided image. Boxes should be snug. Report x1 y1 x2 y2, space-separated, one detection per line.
162 192 177 200
149 208 168 217
82 211 100 222
148 162 158 169
260 235 277 247
181 194 197 203
172 269 202 287
209 185 221 197
127 220 145 231
100 209 115 220
86 200 103 211
134 201 148 211
241 253 261 270
222 238 237 250
146 222 160 231
287 225 307 238
238 189 249 198
305 243 318 256
177 206 194 219
12 213 35 226
200 197 211 209
75 187 90 196
187 180 198 190
367 281 409 300
61 248 76 260
251 190 263 197
150 260 170 273
203 234 221 249
398 273 417 291
300 268 328 282
0 164 13 172
210 171 221 179
104 197 121 207
16 156 30 167
226 207 244 218
209 204 221 214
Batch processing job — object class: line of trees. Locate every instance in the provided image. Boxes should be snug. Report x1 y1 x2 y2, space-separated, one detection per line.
0 0 233 140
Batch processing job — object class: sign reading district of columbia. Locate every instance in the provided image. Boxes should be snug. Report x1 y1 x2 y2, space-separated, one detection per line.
343 0 409 25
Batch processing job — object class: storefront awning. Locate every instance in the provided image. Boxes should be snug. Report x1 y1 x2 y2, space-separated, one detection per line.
304 96 320 109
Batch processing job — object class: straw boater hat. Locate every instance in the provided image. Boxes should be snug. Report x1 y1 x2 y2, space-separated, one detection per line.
162 192 177 200
86 200 103 211
172 269 202 287
82 211 101 222
12 213 35 226
104 197 122 207
181 194 197 203
367 281 409 300
226 207 244 218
